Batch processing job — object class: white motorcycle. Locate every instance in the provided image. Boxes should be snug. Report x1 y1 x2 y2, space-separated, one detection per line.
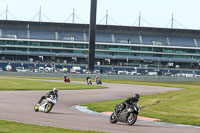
34 95 57 113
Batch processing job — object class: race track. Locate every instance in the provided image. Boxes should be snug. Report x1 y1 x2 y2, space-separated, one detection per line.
0 78 199 133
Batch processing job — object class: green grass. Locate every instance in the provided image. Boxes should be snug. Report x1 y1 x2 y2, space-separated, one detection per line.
0 78 105 91
0 75 87 81
83 81 200 126
0 119 105 133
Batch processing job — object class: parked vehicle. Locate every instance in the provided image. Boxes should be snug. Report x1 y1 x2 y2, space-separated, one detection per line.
195 74 200 77
131 71 141 76
110 102 140 125
107 70 117 75
182 73 194 77
118 70 129 75
34 68 40 73
61 68 68 73
148 71 158 76
39 67 44 72
5 64 12 72
34 95 57 113
70 66 82 73
16 67 27 72
45 67 54 73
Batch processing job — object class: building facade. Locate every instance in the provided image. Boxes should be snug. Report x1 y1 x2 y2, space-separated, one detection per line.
1 20 200 69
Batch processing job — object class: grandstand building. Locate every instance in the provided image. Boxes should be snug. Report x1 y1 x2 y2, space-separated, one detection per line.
0 20 200 70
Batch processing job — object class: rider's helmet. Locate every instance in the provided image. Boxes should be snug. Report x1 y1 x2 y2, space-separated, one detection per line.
53 87 58 93
133 94 140 101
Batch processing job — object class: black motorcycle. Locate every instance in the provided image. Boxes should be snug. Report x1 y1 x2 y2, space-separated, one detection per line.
110 102 140 125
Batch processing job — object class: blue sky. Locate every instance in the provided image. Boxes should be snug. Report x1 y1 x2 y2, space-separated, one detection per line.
0 0 200 30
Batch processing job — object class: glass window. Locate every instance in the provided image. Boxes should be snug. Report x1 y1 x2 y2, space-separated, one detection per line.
63 44 73 48
29 48 39 52
131 46 140 51
40 42 50 47
51 43 62 47
0 40 5 45
163 48 174 53
153 48 163 52
74 50 82 54
74 44 85 48
31 42 40 46
6 41 16 45
52 49 61 53
40 49 50 52
61 50 73 53
140 47 152 51
119 46 130 51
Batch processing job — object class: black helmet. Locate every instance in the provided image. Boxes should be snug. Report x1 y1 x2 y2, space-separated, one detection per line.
133 94 140 101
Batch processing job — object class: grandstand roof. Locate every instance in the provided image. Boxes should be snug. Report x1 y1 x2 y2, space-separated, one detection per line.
0 20 200 37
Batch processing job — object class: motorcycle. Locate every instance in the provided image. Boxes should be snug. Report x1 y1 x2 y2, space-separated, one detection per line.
34 95 57 113
87 78 92 85
110 102 140 125
64 77 71 83
96 78 102 85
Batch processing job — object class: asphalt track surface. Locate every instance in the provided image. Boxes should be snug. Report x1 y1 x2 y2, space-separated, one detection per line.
0 78 199 133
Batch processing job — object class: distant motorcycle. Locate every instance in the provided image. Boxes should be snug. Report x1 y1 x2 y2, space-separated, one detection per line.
110 102 140 125
96 79 102 85
87 78 92 85
34 95 57 113
65 77 71 83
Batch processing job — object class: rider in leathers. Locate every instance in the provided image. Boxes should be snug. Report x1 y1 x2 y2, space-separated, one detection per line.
38 88 58 104
124 94 140 106
116 94 140 116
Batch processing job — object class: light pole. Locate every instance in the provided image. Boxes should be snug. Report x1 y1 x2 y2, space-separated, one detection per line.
88 0 97 73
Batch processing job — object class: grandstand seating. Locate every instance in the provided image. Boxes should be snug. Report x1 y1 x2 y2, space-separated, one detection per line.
197 38 200 46
30 30 55 40
1 28 198 48
2 29 27 39
58 31 84 41
169 36 195 47
141 35 168 45
96 33 112 43
114 33 140 44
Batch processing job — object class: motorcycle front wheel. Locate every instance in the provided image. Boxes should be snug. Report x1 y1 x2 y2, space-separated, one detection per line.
34 104 39 112
110 113 117 124
127 113 137 125
44 103 54 113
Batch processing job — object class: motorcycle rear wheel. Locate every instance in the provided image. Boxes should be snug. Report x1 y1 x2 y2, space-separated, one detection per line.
127 113 137 125
110 113 117 124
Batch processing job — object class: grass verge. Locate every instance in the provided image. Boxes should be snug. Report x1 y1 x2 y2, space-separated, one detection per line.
0 119 104 133
0 78 105 90
0 75 86 81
